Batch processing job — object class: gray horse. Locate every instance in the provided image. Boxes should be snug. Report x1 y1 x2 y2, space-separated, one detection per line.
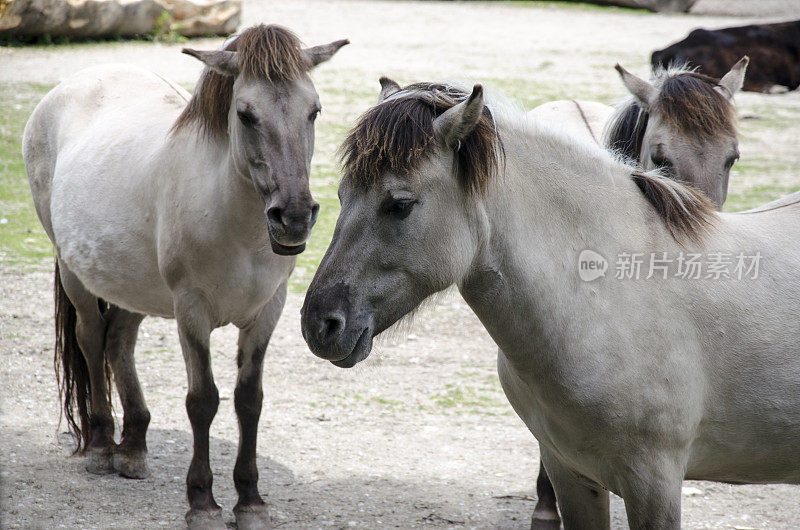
301 81 800 529
23 24 346 529
527 57 747 527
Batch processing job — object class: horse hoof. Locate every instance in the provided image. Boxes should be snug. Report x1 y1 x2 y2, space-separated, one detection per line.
234 503 272 530
185 508 225 530
531 509 561 530
85 448 115 475
113 451 150 479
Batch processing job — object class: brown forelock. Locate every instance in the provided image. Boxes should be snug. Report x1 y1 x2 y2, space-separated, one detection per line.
339 83 504 197
654 71 736 138
172 24 310 138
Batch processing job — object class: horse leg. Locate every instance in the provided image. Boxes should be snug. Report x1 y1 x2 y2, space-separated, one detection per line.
232 282 286 530
619 460 682 530
174 293 223 530
540 448 609 530
57 261 115 473
104 305 150 479
531 461 561 529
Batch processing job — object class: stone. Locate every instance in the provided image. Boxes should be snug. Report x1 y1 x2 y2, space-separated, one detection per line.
0 0 241 38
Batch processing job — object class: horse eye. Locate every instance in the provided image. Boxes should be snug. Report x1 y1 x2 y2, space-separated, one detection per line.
309 109 320 122
726 153 740 168
651 154 673 171
237 110 257 127
384 199 416 219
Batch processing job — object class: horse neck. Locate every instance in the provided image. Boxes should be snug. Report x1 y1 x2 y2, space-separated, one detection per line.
172 128 266 241
459 123 665 366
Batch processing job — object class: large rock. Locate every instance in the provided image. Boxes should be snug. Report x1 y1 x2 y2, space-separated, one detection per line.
0 0 241 38
160 0 240 37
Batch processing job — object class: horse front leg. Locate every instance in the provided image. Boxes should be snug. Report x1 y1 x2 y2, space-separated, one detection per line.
540 448 610 530
174 293 223 530
619 457 683 530
232 282 286 530
531 461 561 529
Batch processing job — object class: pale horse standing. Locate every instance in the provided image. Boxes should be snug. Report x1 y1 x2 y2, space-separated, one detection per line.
300 80 800 529
527 58 748 527
23 24 347 529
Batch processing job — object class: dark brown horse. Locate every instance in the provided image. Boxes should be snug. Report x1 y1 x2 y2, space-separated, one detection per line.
652 20 800 93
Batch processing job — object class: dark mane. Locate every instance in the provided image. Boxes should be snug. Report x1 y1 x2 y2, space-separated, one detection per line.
339 83 504 197
631 170 717 244
172 24 309 138
605 69 736 161
606 100 648 161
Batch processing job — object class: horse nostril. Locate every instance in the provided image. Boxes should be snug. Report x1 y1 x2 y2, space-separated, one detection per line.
310 202 320 224
319 313 345 343
267 206 284 227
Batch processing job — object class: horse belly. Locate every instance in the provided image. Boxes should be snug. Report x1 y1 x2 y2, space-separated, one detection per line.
57 224 174 317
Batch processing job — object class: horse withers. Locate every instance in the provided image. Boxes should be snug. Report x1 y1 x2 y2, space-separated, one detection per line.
301 80 800 528
23 24 347 529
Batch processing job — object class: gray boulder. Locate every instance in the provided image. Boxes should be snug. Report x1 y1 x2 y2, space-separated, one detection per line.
0 0 241 38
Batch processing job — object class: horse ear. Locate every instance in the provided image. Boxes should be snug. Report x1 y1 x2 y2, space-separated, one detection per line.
716 56 749 100
615 64 657 109
433 84 485 148
182 48 239 77
378 77 401 103
304 39 349 68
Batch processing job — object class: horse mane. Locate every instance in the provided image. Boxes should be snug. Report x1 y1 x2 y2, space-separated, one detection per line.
339 83 504 197
172 24 310 138
631 170 717 243
605 65 736 160
606 100 647 161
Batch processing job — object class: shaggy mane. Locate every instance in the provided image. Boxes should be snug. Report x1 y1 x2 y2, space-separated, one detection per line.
632 170 717 243
606 66 736 161
172 24 309 138
339 83 504 197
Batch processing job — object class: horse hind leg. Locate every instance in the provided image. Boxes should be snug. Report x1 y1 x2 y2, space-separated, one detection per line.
531 461 561 529
103 305 150 479
55 260 115 473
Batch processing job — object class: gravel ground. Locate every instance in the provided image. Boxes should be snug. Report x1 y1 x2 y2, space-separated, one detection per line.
2 1 799 529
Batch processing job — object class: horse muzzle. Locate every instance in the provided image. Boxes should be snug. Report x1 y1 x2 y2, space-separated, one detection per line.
300 285 375 368
265 200 319 256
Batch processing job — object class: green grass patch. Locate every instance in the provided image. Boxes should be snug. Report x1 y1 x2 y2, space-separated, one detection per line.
430 383 505 411
0 83 55 266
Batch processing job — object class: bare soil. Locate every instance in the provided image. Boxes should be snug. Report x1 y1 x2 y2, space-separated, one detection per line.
2 1 799 528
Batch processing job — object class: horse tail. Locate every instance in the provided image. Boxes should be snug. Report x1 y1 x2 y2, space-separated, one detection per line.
54 260 104 454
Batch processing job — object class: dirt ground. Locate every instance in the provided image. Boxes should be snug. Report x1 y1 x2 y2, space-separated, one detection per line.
2 1 800 529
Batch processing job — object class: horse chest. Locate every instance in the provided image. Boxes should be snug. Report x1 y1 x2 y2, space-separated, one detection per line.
174 243 294 325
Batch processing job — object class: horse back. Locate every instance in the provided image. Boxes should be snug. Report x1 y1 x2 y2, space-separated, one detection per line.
23 64 192 316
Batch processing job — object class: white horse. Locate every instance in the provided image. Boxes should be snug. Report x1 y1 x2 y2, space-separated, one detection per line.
530 58 748 211
301 80 800 529
23 24 346 529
